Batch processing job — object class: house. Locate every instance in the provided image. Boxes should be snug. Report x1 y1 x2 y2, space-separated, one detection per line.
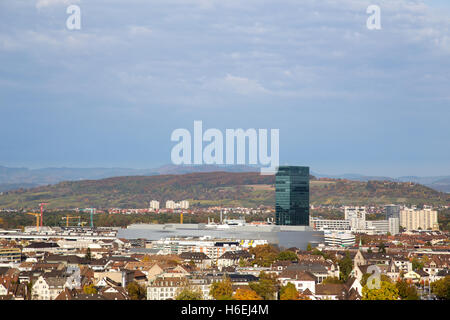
133 270 148 286
147 276 188 300
432 269 450 282
403 270 421 283
391 256 412 273
351 264 370 282
278 270 316 294
217 251 252 269
98 285 129 300
344 277 362 296
284 263 330 284
179 252 212 269
32 275 67 300
314 283 348 300
55 288 106 300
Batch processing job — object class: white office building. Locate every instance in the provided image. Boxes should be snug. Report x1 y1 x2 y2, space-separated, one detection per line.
344 206 367 231
310 217 351 231
323 231 355 247
149 200 160 210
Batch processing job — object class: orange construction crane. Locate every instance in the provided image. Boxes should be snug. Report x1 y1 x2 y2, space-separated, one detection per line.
26 212 40 231
62 215 81 227
39 203 48 227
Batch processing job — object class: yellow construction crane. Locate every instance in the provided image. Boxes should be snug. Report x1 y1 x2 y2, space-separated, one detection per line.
62 215 81 227
25 212 40 231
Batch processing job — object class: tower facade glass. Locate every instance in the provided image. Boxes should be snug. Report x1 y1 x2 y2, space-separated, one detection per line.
275 166 310 226
385 205 400 220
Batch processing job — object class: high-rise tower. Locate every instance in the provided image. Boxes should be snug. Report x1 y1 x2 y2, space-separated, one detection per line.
275 166 310 226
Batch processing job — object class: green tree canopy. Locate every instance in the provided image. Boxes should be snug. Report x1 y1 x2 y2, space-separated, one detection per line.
280 282 299 300
277 250 298 262
175 287 203 300
249 272 279 300
126 281 146 300
396 280 419 300
249 244 279 267
362 281 399 300
338 251 353 282
431 276 450 300
210 277 233 300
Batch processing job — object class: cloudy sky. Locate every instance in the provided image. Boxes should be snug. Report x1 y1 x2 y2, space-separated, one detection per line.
0 0 449 176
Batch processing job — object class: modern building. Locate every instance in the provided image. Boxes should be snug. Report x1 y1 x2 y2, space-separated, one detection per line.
385 205 400 220
179 200 189 209
275 166 310 226
309 217 351 231
323 231 355 247
165 200 189 210
400 207 439 231
0 247 21 263
149 200 160 210
388 217 400 235
344 206 366 231
165 200 176 209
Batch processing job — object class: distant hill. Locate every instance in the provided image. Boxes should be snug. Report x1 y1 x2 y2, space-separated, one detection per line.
0 164 259 192
0 172 448 210
312 172 450 193
0 164 448 193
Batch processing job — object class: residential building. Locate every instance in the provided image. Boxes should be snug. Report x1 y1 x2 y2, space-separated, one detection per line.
400 207 439 231
149 200 160 210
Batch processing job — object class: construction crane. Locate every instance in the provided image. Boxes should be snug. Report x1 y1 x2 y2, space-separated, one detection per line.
39 203 48 227
80 208 96 228
26 212 40 231
62 215 81 227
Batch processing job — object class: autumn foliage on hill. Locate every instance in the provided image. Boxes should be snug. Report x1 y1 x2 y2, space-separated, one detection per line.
0 171 448 209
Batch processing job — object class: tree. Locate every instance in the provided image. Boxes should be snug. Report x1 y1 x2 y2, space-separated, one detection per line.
175 287 203 300
361 273 391 287
396 280 419 300
126 281 146 300
367 247 373 254
362 281 399 300
431 276 450 300
378 242 386 254
249 272 279 300
233 287 262 300
277 250 298 262
306 243 312 251
280 282 298 300
412 257 425 271
338 251 353 282
85 247 92 261
249 244 279 267
210 277 233 300
83 283 97 295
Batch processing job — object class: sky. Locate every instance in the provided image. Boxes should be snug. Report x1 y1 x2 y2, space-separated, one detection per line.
0 0 449 177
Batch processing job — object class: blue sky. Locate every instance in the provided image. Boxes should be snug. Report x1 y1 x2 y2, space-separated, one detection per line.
0 0 449 176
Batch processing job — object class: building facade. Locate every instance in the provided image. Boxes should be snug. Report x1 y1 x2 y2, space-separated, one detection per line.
275 166 310 226
400 207 439 231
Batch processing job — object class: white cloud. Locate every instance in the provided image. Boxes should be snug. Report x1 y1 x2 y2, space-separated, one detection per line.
204 74 269 95
35 0 80 9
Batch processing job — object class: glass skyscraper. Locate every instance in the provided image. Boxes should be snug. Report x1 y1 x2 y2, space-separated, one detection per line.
385 204 400 219
275 166 310 226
